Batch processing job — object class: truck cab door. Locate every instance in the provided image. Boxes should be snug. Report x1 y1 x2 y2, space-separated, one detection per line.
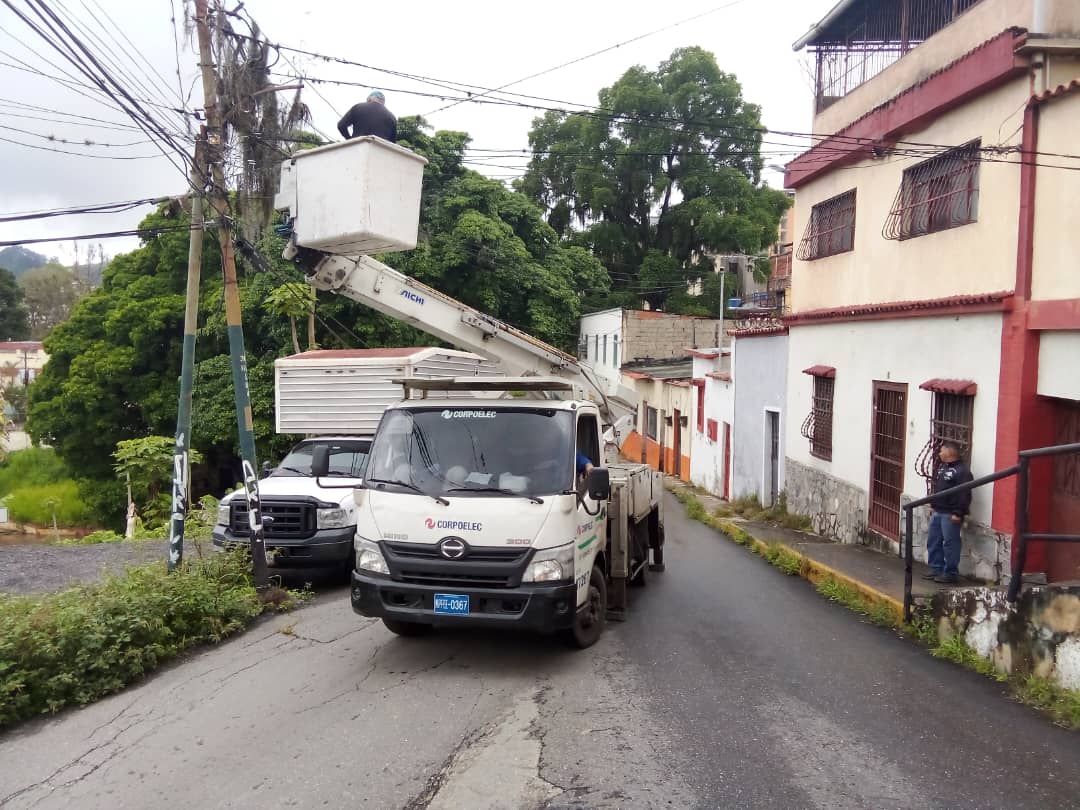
573 412 606 602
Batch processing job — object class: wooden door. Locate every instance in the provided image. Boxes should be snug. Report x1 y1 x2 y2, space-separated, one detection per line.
869 382 907 540
673 409 682 478
1048 400 1080 582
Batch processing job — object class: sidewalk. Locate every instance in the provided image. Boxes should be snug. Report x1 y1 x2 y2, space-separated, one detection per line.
666 478 970 622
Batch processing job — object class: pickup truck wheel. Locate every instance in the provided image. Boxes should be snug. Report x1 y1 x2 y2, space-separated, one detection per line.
382 618 432 637
566 566 606 649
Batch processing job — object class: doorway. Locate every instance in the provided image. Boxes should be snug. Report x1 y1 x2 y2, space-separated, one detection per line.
869 382 907 541
765 410 780 507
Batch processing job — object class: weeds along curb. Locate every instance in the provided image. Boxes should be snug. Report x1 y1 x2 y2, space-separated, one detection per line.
668 482 1080 730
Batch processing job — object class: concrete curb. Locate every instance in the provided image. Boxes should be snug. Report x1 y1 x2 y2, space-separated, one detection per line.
669 484 905 625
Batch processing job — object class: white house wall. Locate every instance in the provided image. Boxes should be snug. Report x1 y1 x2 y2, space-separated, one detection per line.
732 334 788 504
785 314 1004 578
690 353 735 498
578 308 624 394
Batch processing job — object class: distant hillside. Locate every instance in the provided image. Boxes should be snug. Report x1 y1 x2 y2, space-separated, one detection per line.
0 247 50 277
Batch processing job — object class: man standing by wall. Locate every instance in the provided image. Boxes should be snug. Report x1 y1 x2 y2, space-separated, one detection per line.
922 441 974 584
337 90 397 142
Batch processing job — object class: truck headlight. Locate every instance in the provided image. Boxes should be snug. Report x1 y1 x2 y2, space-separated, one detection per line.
355 537 389 575
317 507 352 529
522 543 574 583
216 502 230 527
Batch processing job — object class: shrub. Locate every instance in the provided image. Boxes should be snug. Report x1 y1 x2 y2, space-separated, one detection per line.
0 551 269 727
6 480 92 528
0 447 68 497
57 530 125 546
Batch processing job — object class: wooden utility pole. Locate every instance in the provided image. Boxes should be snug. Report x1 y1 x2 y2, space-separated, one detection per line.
194 0 268 587
167 128 207 572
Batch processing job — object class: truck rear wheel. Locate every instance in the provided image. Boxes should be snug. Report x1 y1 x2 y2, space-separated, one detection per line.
566 566 606 649
382 618 432 637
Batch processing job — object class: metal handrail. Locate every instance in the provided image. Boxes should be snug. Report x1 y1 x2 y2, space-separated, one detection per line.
901 441 1080 622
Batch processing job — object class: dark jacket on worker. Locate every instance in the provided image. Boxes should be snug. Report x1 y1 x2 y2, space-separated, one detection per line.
337 101 397 142
930 459 974 517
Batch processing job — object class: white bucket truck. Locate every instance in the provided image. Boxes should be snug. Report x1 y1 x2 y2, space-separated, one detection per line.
273 135 665 646
211 347 496 578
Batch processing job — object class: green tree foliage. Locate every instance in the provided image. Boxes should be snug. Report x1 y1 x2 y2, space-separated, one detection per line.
0 268 30 340
519 47 791 313
113 435 204 512
390 117 610 350
0 447 67 497
264 282 315 354
19 263 86 339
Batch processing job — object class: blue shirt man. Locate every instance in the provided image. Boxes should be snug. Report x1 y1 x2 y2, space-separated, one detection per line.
576 450 594 477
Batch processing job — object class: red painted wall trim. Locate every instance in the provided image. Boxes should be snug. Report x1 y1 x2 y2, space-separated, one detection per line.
786 29 1029 189
1028 298 1080 331
785 293 1011 326
992 101 1053 575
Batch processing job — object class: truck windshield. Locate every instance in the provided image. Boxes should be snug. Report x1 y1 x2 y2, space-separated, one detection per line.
366 407 574 498
273 440 370 477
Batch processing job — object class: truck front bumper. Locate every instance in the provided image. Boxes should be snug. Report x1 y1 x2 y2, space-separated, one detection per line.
350 571 578 633
212 526 354 567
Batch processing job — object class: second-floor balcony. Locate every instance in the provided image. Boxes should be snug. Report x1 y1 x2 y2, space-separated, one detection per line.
796 0 985 116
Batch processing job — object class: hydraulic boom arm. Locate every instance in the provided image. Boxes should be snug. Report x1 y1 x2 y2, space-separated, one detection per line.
292 250 638 448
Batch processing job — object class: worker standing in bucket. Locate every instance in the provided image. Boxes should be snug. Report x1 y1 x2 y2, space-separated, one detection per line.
337 90 397 142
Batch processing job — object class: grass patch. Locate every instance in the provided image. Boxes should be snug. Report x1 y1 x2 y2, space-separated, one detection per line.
1016 674 1080 730
0 549 305 729
903 611 940 647
817 575 899 627
53 496 221 545
0 447 68 497
932 634 1004 681
714 492 813 532
762 543 802 576
6 480 93 529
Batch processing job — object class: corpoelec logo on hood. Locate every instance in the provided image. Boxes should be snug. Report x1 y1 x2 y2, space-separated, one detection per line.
426 517 483 532
441 409 497 420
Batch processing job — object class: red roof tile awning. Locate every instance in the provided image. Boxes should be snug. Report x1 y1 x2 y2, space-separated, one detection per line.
687 348 720 359
706 371 732 382
802 365 836 378
919 378 977 396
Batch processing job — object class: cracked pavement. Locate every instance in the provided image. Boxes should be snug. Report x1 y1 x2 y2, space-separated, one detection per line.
3 492 1080 809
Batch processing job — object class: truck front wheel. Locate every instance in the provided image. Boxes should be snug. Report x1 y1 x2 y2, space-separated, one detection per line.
566 566 606 649
382 618 432 637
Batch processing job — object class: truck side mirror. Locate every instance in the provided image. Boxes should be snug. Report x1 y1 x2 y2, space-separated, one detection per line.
311 445 330 478
261 461 272 478
586 468 610 501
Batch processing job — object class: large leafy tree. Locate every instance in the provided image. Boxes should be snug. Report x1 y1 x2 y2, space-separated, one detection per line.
0 267 30 340
19 263 86 339
390 117 610 350
519 47 790 312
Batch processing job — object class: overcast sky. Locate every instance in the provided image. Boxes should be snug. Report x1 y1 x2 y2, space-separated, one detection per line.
0 0 836 265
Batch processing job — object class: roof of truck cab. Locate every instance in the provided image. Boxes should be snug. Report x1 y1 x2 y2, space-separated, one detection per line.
394 397 592 411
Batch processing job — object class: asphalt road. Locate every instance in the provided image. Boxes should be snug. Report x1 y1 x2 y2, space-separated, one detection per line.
2 493 1078 809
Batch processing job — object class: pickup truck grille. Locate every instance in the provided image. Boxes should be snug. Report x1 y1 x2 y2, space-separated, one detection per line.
230 500 316 540
382 541 530 589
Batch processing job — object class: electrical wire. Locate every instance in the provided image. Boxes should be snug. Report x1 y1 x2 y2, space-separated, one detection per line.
0 223 199 247
422 0 752 116
0 196 169 223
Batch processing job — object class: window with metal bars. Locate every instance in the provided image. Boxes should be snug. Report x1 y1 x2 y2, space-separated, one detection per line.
915 392 974 487
800 375 835 460
797 190 856 260
883 141 979 240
